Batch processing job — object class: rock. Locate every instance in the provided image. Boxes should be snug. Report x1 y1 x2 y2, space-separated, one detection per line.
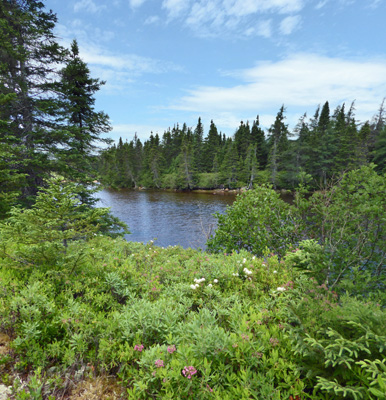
0 384 11 400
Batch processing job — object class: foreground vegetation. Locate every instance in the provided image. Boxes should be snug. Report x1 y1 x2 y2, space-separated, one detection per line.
1 175 385 399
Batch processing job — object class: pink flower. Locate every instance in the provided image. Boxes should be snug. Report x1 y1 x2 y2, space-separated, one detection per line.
134 344 144 352
167 345 176 354
207 384 213 392
155 359 164 368
182 366 197 379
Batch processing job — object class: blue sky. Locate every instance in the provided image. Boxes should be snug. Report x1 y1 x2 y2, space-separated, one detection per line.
45 0 386 142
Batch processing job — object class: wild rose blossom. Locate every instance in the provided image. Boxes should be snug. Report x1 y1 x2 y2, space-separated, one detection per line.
155 359 164 368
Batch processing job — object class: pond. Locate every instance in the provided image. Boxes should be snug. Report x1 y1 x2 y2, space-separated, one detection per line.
96 189 237 249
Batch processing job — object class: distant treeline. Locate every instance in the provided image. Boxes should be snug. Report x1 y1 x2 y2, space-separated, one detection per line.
97 101 386 190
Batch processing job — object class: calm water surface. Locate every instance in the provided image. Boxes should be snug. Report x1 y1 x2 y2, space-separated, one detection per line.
96 189 236 249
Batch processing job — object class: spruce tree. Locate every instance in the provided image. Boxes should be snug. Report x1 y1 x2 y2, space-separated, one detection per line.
0 0 67 201
250 116 267 169
0 1 110 207
267 106 290 189
203 120 221 172
57 39 111 186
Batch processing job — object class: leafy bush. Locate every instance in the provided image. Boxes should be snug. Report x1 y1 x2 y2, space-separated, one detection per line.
208 166 386 297
206 185 305 257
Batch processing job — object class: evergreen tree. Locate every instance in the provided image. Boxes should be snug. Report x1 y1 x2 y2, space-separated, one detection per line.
244 145 258 189
177 136 195 189
267 106 290 189
318 101 330 133
373 125 386 173
193 117 204 173
234 120 250 160
203 120 221 172
57 39 111 187
0 2 110 207
250 116 267 169
0 0 67 201
219 141 239 188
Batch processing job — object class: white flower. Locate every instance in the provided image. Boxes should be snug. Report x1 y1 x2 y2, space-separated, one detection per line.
276 287 286 292
190 284 197 289
243 268 252 275
194 278 199 283
213 279 218 283
208 284 213 288
243 258 246 264
232 273 239 277
252 256 256 260
273 270 277 274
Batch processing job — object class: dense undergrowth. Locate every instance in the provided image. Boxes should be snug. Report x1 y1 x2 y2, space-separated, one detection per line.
0 174 386 399
0 236 385 399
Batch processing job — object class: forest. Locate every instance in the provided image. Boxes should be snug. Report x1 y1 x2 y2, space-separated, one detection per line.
97 102 386 191
1 1 386 399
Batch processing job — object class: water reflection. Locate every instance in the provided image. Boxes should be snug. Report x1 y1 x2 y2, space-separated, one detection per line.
96 189 236 249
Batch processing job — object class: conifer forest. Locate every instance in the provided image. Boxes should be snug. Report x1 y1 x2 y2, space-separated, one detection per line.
97 102 386 191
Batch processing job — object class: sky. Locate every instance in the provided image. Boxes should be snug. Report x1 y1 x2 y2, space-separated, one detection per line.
44 0 386 143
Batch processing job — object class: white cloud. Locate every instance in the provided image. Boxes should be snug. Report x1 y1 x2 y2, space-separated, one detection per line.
129 0 147 8
221 0 304 17
256 19 273 38
162 0 189 19
279 15 301 35
315 0 328 9
170 54 386 126
144 15 160 24
159 0 305 38
368 0 384 8
74 0 107 13
54 23 181 93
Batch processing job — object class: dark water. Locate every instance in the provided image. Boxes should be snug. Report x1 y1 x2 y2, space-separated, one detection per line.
96 189 236 249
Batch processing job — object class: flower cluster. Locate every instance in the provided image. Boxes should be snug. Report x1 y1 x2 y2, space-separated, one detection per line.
191 277 218 289
155 359 164 368
167 345 176 354
134 344 144 352
276 287 286 292
191 277 205 289
182 365 197 379
243 267 253 275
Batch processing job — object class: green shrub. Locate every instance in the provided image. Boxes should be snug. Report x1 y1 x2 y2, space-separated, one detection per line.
206 185 304 257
